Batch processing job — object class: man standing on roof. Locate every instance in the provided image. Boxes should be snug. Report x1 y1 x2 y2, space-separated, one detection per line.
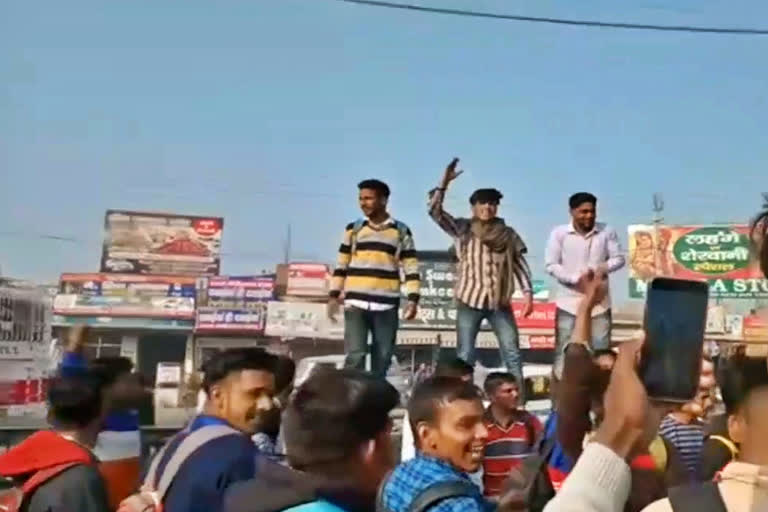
328 179 420 377
544 192 625 379
428 158 533 396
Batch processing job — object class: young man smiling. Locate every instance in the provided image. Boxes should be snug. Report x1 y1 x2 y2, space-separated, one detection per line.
429 158 533 397
381 376 490 512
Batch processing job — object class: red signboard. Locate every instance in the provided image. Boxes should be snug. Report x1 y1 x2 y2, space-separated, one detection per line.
511 301 557 330
744 314 768 341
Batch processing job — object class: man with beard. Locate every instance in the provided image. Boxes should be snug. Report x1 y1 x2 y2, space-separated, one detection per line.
329 179 420 377
225 369 400 512
125 348 277 512
428 158 533 398
545 192 625 379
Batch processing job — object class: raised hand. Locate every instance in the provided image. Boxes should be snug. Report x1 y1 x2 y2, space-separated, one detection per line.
441 158 464 188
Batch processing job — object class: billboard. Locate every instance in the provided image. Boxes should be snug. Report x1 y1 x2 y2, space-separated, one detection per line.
286 263 330 298
195 307 265 333
202 276 274 309
512 301 557 330
628 225 768 298
264 301 344 339
60 273 196 298
53 294 195 319
100 210 223 276
400 259 456 329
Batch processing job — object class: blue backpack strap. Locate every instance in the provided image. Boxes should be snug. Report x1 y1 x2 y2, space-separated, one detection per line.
392 219 409 260
350 219 367 255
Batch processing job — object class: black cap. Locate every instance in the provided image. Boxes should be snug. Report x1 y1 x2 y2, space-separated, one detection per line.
470 188 503 205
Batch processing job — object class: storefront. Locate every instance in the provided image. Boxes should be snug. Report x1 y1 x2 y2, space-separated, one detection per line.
52 273 197 389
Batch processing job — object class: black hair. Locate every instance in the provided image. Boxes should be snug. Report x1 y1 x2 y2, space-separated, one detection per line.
569 192 597 210
408 376 483 439
720 355 768 415
90 356 134 388
201 347 277 393
357 179 390 199
483 372 518 395
274 356 296 394
751 209 768 278
283 369 399 472
47 372 104 429
433 356 474 379
469 188 503 205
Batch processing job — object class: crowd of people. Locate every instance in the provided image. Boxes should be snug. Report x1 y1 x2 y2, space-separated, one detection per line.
1 162 767 512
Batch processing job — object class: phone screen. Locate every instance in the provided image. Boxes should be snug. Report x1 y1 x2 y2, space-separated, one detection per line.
641 278 709 402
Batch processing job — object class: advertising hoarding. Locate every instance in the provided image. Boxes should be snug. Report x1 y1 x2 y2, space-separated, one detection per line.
628 224 768 298
195 307 265 333
101 210 223 276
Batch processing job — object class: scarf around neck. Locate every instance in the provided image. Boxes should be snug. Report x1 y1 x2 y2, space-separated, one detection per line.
465 217 528 306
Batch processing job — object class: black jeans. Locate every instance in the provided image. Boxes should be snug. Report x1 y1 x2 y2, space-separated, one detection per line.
343 306 399 377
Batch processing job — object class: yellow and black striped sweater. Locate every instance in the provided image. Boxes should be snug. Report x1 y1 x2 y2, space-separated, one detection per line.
329 219 420 306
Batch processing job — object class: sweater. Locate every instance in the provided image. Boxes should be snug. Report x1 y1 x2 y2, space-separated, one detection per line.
543 442 631 512
329 218 420 306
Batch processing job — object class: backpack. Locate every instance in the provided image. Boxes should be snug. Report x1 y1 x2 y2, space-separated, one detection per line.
497 428 556 512
117 424 239 512
350 219 409 260
0 462 84 512
375 474 479 512
668 481 727 512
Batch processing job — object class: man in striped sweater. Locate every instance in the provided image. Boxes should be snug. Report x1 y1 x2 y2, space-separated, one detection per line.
329 179 420 377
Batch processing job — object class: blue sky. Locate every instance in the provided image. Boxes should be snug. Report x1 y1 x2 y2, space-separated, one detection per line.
2 0 767 303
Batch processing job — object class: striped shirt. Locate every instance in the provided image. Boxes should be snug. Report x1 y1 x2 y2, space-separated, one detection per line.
659 415 705 477
482 408 542 497
428 188 532 310
329 217 420 307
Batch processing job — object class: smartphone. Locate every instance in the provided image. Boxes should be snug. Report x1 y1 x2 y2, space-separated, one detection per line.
640 277 709 402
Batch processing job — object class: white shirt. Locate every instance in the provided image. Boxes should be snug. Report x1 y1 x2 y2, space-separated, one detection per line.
544 222 625 316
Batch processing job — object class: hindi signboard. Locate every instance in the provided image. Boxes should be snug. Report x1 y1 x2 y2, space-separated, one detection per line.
204 277 274 309
399 260 457 329
264 301 343 339
286 263 330 298
100 210 223 276
628 225 768 298
195 307 265 333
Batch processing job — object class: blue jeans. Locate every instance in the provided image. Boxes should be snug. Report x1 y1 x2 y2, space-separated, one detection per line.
553 308 612 379
456 302 524 395
343 306 399 377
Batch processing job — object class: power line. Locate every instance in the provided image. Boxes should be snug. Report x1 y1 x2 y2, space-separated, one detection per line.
333 0 768 35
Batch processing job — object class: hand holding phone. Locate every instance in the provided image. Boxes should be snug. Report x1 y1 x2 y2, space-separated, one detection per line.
640 278 709 403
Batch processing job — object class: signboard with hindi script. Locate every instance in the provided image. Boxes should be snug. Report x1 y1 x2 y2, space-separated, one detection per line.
628 224 768 299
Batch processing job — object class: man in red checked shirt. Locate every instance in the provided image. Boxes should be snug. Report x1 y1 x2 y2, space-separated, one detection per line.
481 372 542 499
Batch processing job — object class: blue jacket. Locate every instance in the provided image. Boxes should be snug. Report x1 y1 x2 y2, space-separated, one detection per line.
154 415 259 512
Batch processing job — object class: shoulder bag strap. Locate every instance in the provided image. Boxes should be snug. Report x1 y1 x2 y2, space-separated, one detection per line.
374 470 393 512
350 219 366 255
407 480 478 512
155 424 240 499
21 462 82 496
668 482 727 512
709 435 739 460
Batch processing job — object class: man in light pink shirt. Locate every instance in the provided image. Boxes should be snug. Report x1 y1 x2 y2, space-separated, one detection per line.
544 192 625 379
